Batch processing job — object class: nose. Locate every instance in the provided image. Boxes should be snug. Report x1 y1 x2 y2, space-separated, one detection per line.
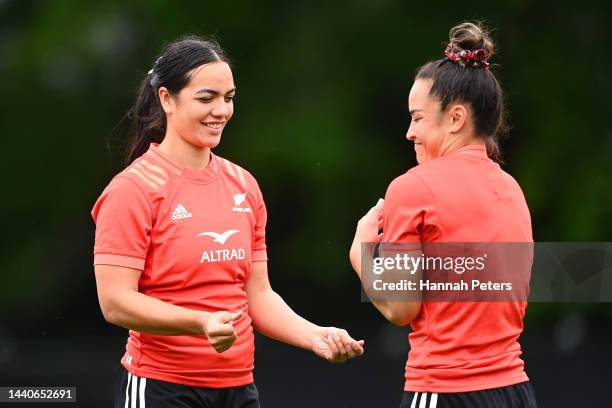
211 99 231 118
406 122 416 141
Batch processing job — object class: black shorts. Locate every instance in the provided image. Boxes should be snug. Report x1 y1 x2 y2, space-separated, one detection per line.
114 366 259 408
400 382 537 408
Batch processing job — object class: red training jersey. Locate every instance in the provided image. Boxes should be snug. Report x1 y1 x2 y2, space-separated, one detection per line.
92 144 267 388
383 144 532 393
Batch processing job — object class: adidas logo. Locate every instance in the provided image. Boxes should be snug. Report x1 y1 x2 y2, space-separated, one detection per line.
172 204 192 220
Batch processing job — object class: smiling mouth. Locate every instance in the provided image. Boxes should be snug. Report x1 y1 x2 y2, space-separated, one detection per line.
202 122 224 129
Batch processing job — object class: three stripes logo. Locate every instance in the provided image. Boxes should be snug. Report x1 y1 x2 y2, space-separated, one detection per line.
127 159 169 189
171 204 192 220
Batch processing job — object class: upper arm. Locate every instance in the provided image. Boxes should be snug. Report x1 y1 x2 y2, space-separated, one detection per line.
380 173 436 323
94 265 141 317
383 173 436 243
91 176 153 269
245 261 271 299
250 177 268 262
245 177 271 300
92 176 153 317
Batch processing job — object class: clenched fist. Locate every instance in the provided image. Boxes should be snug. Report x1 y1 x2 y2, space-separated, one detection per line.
204 311 243 353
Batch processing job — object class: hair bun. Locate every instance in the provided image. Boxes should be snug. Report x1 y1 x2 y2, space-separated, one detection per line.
445 22 494 68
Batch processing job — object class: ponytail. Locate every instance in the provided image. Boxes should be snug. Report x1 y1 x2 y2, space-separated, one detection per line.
485 137 503 164
126 75 166 165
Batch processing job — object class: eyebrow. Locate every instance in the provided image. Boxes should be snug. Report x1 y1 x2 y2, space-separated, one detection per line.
409 109 423 115
195 87 236 95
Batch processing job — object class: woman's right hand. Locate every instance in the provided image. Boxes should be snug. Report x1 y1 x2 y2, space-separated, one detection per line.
204 311 243 353
350 198 384 270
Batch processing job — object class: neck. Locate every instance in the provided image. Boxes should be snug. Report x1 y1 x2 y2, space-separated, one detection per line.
158 129 211 171
439 133 484 157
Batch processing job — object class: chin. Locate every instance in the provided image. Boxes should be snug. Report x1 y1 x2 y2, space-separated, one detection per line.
207 136 222 148
195 134 222 149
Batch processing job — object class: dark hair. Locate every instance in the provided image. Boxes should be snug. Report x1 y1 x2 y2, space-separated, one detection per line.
416 22 505 162
126 36 230 164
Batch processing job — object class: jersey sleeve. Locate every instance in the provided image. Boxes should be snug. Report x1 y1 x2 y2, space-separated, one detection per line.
251 181 268 262
91 176 152 269
383 172 437 243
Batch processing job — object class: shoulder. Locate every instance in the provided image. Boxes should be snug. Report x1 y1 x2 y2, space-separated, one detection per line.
99 155 172 201
388 171 426 192
214 154 261 191
406 156 461 181
92 156 171 219
403 154 492 195
497 167 529 205
389 162 441 195
117 155 171 194
386 171 435 207
498 167 522 188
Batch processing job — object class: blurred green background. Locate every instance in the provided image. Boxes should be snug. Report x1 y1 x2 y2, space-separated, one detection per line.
1 0 611 406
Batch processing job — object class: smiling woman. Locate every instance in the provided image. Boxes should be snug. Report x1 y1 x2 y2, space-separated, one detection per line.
350 22 537 408
127 37 234 166
91 36 364 408
408 23 505 164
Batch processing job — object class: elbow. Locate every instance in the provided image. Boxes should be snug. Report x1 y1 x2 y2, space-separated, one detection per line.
387 313 413 327
385 305 421 327
99 303 117 325
98 296 122 326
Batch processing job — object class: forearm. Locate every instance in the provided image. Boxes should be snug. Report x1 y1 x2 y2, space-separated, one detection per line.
248 288 318 350
101 290 209 336
355 270 409 325
350 242 420 326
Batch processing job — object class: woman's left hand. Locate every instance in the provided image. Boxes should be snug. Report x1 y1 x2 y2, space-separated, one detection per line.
311 326 365 363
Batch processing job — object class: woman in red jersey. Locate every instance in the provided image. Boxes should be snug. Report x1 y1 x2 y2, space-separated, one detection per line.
92 37 364 408
350 23 537 407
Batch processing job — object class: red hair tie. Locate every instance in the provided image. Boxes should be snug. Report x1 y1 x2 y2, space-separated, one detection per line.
444 45 490 69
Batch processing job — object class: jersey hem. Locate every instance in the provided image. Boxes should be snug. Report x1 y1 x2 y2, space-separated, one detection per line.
404 372 529 393
122 362 254 389
94 253 145 270
252 250 267 262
